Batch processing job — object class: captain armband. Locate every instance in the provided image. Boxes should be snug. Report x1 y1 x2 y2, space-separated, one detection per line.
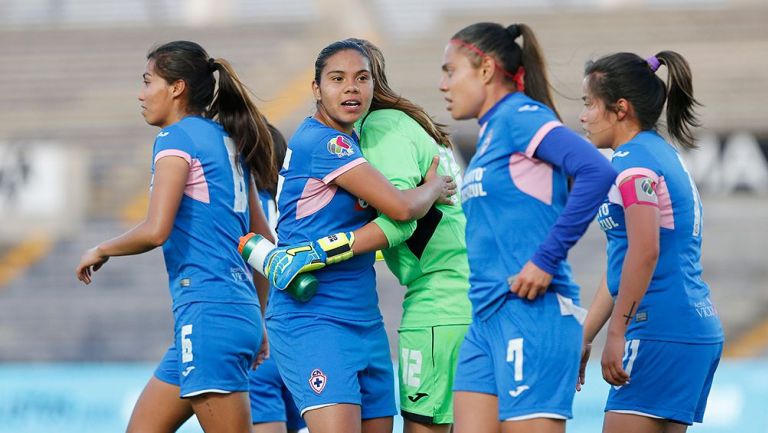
618 175 658 208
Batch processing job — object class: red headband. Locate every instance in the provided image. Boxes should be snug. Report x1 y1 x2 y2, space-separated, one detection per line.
450 38 525 92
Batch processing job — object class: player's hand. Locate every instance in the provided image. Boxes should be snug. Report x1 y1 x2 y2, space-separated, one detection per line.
601 331 630 386
253 325 270 369
437 175 457 205
75 246 109 285
424 156 456 205
509 261 552 300
264 232 355 291
264 242 327 291
576 340 592 391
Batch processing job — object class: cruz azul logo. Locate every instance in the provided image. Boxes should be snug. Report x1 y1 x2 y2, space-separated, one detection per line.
327 135 354 158
461 167 487 202
309 369 327 394
597 202 620 231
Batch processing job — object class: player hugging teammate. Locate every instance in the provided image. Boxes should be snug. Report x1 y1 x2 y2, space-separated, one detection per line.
78 20 722 433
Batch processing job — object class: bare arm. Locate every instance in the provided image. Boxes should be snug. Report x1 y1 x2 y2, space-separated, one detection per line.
584 274 614 344
75 156 189 284
248 184 273 313
248 184 272 366
349 222 390 255
102 156 188 254
607 203 659 337
577 274 614 391
334 156 454 222
601 198 659 386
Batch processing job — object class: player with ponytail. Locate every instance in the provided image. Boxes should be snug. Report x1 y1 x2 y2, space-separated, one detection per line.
440 22 616 433
254 40 454 433
76 40 275 433
578 51 723 432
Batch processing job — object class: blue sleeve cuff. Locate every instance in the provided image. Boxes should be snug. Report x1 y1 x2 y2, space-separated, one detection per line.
531 251 560 276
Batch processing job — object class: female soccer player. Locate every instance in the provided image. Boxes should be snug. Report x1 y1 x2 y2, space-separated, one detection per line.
264 40 454 433
75 40 275 433
439 23 617 433
577 51 724 433
250 123 306 433
348 38 471 433
261 39 468 433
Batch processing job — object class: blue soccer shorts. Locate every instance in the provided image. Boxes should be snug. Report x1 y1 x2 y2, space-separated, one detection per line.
453 292 583 421
249 357 306 430
266 313 397 419
154 301 262 397
605 338 722 424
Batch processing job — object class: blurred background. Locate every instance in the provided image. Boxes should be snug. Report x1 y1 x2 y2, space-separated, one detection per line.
1 0 767 431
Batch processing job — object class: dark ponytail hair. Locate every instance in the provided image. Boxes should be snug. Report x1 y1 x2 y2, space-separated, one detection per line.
147 41 276 190
345 38 454 148
451 22 560 120
265 123 287 199
584 51 701 149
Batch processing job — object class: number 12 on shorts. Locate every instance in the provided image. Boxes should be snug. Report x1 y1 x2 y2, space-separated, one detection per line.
401 348 422 387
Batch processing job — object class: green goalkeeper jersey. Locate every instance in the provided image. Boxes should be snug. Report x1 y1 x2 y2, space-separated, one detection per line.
356 109 471 327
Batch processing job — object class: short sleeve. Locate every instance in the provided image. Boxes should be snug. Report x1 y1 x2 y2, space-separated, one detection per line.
152 126 194 166
311 132 366 184
610 145 661 185
504 102 562 156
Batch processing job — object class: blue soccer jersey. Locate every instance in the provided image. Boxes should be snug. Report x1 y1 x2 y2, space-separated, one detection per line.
268 117 378 320
461 93 580 320
596 131 724 343
151 115 256 309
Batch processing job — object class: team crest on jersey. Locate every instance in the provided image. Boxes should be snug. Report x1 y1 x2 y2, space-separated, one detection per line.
308 369 327 394
327 135 354 158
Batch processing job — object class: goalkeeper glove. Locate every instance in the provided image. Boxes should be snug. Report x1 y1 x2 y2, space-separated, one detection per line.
263 232 355 291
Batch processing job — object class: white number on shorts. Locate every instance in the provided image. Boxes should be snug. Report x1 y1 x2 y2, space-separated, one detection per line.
506 338 524 381
401 348 422 387
181 324 194 363
224 137 248 213
613 339 640 390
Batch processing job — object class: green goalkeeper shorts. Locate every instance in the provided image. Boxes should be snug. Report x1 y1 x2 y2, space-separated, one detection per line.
398 324 469 424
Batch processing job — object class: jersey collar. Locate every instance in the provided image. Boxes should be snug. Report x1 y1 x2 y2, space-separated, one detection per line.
478 92 518 126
